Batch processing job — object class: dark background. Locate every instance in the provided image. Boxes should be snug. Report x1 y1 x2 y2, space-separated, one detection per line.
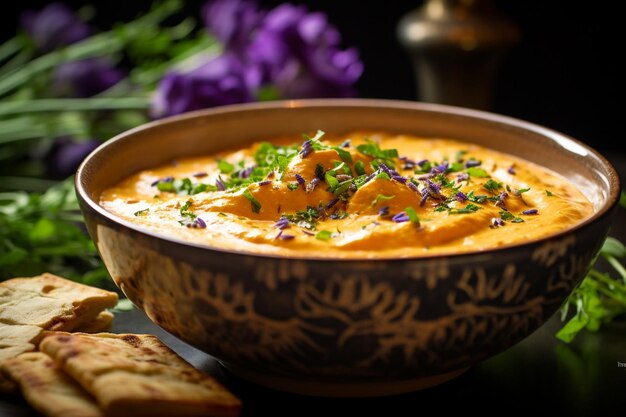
1 1 622 152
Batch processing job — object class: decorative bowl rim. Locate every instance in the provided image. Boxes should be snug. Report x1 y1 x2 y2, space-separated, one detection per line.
75 98 621 262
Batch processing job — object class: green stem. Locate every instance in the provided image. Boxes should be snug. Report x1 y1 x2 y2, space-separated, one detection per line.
0 97 150 116
0 37 20 63
588 270 626 298
605 254 626 283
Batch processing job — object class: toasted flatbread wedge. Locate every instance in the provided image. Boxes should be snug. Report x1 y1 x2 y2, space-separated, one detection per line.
74 311 114 334
41 332 241 417
1 352 103 417
0 273 118 331
0 323 44 394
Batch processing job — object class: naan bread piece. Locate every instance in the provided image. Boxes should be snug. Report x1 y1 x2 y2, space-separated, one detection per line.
1 352 103 417
0 323 44 395
0 273 118 331
41 332 241 417
73 311 114 333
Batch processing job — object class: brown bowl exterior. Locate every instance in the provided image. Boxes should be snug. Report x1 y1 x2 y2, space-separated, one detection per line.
76 99 620 393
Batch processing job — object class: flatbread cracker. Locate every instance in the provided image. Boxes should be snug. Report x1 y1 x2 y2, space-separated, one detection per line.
0 273 118 331
1 352 103 417
74 311 114 334
0 323 43 395
41 332 241 417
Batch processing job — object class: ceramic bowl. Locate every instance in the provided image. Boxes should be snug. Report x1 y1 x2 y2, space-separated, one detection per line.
75 99 620 397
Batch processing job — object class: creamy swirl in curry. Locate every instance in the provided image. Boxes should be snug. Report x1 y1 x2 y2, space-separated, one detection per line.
100 131 593 258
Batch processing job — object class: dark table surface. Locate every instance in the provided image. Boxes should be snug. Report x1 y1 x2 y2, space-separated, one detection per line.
2 154 625 417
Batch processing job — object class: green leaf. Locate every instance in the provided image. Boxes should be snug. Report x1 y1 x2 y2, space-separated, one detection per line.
333 146 353 164
621 190 626 208
28 217 56 241
450 203 480 214
133 208 149 217
405 207 420 225
371 194 395 207
556 313 590 343
218 160 234 174
466 167 489 178
242 189 261 213
315 230 333 241
483 179 503 193
601 237 626 259
546 190 554 197
354 161 366 176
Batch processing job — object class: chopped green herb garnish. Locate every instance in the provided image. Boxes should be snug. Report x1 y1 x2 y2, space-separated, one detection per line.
405 207 420 225
450 203 480 214
218 160 235 174
315 230 333 241
516 187 531 194
287 183 299 191
157 181 175 192
354 160 366 176
315 163 325 180
371 194 395 206
499 210 514 221
285 206 320 229
455 150 468 161
333 146 353 164
375 172 391 181
546 190 554 196
333 180 353 196
483 179 503 193
466 167 489 178
511 217 525 223
325 171 339 190
133 208 149 217
356 140 398 167
467 190 487 203
242 189 261 213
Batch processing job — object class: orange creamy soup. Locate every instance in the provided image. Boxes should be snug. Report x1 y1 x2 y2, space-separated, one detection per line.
100 131 594 258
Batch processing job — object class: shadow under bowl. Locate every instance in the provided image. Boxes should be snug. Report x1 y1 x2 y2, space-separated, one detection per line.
75 99 620 397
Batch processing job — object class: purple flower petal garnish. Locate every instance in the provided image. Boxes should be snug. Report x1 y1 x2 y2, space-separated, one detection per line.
151 176 174 187
302 230 315 236
215 176 226 191
193 171 208 178
427 179 441 194
491 218 505 227
495 191 509 208
340 139 351 148
267 170 275 179
392 212 409 223
456 191 467 202
407 181 419 192
336 174 352 182
295 173 306 186
432 162 449 174
195 218 207 228
465 159 481 168
258 180 272 186
378 206 390 216
326 198 339 209
522 209 538 215
456 173 469 182
391 175 407 184
274 216 290 229
420 188 430 206
306 177 321 192
239 166 254 178
417 159 429 167
508 165 516 175
299 140 313 158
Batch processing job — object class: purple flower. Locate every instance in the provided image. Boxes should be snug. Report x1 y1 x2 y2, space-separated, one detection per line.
152 53 260 118
53 58 125 98
244 3 363 98
522 209 539 215
21 3 90 52
491 218 505 228
202 0 264 53
44 137 100 179
392 212 409 223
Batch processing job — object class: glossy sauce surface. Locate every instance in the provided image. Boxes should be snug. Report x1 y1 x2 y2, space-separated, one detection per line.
100 131 593 258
